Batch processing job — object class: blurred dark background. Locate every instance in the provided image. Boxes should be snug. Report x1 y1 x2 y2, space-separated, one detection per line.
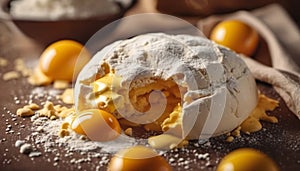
156 0 300 27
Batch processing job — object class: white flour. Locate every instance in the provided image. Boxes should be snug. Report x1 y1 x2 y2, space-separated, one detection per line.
28 114 139 154
10 0 120 20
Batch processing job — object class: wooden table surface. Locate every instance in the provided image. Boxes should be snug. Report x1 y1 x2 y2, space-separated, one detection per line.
1 1 300 171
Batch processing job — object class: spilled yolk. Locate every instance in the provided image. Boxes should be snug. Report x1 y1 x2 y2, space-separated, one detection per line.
210 20 259 56
71 109 121 141
108 146 172 171
240 94 278 134
39 40 91 82
217 148 279 171
148 134 188 150
92 73 124 113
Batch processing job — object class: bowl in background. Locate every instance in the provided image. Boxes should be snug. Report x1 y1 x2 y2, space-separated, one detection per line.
0 0 134 46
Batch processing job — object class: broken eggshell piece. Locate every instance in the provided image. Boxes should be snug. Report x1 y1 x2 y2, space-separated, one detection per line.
74 33 258 140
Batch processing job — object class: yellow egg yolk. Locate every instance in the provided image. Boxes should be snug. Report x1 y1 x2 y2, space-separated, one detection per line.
92 73 124 113
71 109 121 141
39 40 91 82
108 146 172 171
210 20 259 56
217 148 279 171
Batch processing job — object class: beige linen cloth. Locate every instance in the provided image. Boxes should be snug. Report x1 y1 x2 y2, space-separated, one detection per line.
198 4 300 119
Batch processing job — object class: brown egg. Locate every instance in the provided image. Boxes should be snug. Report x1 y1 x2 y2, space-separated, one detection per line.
108 146 172 171
217 148 279 171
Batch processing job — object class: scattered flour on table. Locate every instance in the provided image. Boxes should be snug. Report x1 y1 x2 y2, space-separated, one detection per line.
28 115 140 153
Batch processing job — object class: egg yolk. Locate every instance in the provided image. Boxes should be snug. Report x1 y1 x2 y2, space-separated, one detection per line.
71 109 121 141
39 40 91 82
108 146 172 171
210 20 259 56
217 148 279 171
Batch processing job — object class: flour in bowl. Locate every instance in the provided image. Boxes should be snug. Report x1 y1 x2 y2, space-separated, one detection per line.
10 0 120 20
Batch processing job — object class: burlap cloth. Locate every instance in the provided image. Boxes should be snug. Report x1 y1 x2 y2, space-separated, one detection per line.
198 4 300 119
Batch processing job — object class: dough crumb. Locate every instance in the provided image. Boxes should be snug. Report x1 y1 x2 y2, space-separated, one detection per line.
28 67 52 86
60 88 74 104
0 57 8 67
15 140 26 147
3 71 20 80
124 128 133 136
20 143 33 154
53 80 70 89
16 107 34 117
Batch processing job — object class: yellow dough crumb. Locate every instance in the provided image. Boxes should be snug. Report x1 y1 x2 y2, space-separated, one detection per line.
53 80 70 89
60 88 74 105
3 71 20 81
0 57 8 67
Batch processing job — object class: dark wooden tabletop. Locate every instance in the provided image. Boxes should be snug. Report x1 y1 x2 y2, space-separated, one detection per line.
1 1 300 170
